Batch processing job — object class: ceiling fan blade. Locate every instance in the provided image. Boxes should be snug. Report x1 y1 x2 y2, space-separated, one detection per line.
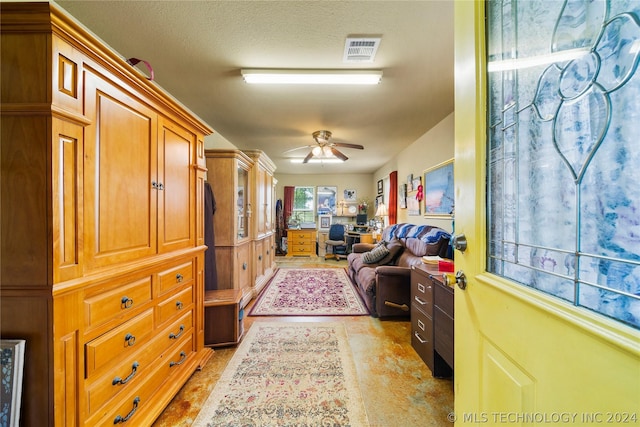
330 147 348 161
283 145 313 154
333 142 364 150
302 151 314 164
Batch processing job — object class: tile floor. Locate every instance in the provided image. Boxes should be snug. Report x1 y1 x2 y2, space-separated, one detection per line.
152 256 454 427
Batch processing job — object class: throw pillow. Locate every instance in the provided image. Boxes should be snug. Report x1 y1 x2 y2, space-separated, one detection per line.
377 240 404 265
362 243 390 264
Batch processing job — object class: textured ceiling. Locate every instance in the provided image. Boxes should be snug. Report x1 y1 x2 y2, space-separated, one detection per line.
55 0 454 175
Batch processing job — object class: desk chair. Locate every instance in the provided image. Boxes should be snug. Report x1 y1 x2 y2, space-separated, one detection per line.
325 224 348 260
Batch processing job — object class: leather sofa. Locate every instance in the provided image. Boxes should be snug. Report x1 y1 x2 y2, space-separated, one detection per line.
347 223 451 318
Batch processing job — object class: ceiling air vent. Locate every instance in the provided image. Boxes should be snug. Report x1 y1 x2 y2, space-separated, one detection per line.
343 37 381 63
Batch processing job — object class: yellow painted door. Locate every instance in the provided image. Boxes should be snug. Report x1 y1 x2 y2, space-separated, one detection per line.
453 2 639 425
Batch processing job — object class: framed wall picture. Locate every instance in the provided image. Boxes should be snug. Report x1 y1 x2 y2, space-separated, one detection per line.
377 179 383 194
411 175 422 192
399 183 407 209
407 191 421 216
318 214 332 230
316 186 337 215
423 159 454 217
1 339 25 427
343 189 357 202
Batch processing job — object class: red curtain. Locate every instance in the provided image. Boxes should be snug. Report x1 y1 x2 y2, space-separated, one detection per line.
283 186 294 235
389 171 398 224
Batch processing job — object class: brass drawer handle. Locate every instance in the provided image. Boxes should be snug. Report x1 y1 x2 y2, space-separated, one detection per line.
112 361 139 386
124 333 136 347
169 351 187 367
121 296 134 309
176 273 184 283
113 396 140 424
176 300 183 310
169 324 185 339
414 331 428 344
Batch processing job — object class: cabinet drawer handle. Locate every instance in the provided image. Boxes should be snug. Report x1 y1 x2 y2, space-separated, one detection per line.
169 351 187 367
176 300 184 310
258 254 262 261
151 181 158 189
176 273 184 283
169 324 185 339
112 361 140 386
158 182 164 190
113 396 140 424
414 296 428 306
121 296 134 309
124 333 136 347
414 331 428 344
243 262 247 270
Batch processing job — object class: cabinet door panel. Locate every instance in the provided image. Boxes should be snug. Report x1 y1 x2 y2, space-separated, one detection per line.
158 117 195 253
84 70 157 269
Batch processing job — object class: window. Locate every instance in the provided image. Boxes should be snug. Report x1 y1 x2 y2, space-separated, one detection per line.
486 0 640 329
291 186 315 224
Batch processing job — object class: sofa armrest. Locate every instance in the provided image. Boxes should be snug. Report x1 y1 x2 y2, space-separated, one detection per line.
374 266 412 318
352 242 376 253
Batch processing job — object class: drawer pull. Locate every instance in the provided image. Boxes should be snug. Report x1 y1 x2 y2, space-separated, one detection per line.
124 333 136 347
414 331 428 344
113 396 140 424
176 300 184 310
169 351 187 367
243 262 247 270
176 273 184 283
112 361 139 386
120 296 134 309
417 319 425 331
414 296 428 306
258 255 262 261
169 324 185 339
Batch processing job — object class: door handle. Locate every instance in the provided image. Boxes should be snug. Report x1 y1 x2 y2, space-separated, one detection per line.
451 233 467 252
443 270 468 290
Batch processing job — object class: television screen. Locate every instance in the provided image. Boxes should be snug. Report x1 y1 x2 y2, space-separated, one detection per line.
356 214 367 226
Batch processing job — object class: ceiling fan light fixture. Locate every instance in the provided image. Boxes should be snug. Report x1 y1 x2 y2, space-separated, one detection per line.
322 146 333 156
241 69 382 85
312 146 322 156
290 158 344 164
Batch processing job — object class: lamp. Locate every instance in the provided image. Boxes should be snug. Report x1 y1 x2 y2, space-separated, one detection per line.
375 203 388 235
241 69 383 85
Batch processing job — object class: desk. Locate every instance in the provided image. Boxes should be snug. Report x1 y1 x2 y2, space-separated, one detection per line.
345 231 373 252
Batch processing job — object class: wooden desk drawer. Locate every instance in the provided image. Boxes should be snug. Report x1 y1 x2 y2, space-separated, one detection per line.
156 286 193 326
85 309 154 377
158 261 193 294
84 277 152 329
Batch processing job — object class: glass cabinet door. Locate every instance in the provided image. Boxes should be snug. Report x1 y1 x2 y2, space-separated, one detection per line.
237 165 248 239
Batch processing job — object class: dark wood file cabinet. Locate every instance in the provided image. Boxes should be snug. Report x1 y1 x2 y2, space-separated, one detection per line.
410 264 454 377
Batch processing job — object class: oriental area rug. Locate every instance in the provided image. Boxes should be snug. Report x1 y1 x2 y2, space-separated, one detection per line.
249 268 368 316
192 322 370 427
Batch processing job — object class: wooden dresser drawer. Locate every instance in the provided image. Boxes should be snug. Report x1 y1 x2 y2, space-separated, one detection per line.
84 277 152 329
158 261 193 295
156 286 193 326
289 243 314 254
85 309 154 377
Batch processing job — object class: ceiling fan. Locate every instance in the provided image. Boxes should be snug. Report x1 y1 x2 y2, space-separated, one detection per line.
286 130 364 163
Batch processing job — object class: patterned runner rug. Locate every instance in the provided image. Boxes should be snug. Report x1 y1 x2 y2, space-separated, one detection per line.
249 268 368 316
192 322 370 427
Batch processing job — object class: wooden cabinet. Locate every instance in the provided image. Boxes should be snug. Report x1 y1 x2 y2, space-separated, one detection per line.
204 149 277 306
287 230 317 257
204 289 244 347
410 265 454 378
0 3 212 425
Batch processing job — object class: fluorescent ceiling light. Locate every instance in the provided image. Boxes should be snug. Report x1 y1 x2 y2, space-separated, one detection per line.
488 48 589 72
289 158 344 164
241 69 382 85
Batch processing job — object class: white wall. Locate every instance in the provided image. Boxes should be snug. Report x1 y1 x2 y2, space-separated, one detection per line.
375 112 455 231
